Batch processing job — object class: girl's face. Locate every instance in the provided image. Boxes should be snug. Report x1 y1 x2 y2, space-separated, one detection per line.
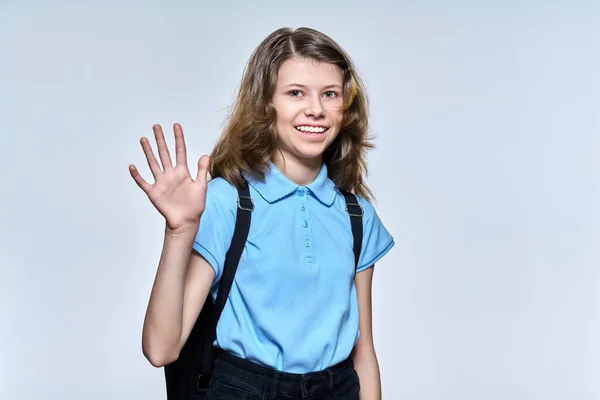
271 57 344 168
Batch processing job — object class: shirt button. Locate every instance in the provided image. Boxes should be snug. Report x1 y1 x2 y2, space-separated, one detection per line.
300 205 305 211
304 241 311 247
297 190 305 197
302 221 308 228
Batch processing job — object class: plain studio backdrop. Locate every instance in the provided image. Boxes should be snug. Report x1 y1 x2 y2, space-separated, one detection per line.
0 1 598 399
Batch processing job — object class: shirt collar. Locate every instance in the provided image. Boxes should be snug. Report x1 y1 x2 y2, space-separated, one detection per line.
244 161 337 206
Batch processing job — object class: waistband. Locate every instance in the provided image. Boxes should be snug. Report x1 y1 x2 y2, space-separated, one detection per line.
213 349 355 393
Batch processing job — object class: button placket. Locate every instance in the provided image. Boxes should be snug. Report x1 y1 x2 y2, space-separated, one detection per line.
298 188 314 263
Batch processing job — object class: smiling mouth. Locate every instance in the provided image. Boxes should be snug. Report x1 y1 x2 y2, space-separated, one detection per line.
295 125 329 134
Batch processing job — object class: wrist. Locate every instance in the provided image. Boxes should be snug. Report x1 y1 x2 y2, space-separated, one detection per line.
164 221 199 239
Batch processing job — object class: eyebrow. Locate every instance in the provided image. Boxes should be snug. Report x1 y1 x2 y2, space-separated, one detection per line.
283 83 342 90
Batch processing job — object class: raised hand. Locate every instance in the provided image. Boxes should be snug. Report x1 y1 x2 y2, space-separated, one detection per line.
129 123 209 233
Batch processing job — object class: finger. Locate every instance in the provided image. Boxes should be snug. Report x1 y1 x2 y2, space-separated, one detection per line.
129 164 152 193
173 123 188 167
140 137 161 178
153 124 174 170
196 155 210 185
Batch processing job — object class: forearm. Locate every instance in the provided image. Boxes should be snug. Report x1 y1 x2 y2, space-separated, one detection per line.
353 348 382 400
142 223 198 366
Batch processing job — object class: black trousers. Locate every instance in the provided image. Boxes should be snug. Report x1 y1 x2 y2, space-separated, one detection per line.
203 350 360 399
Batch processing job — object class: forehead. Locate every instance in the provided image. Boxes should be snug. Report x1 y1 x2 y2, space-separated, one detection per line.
276 58 343 87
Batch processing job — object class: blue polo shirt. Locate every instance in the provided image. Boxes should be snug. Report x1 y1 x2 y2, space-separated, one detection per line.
192 161 394 373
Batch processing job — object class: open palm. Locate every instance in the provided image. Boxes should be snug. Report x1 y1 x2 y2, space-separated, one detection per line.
129 123 209 233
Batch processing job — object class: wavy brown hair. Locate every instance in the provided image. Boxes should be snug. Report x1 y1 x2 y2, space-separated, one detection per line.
209 27 375 201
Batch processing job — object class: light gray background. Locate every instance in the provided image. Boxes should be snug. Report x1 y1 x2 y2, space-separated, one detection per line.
0 1 598 399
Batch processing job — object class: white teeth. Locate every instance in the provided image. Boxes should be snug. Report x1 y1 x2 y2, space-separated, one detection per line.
296 126 326 133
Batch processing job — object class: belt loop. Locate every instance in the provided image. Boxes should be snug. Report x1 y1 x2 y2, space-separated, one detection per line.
328 369 333 389
271 371 279 399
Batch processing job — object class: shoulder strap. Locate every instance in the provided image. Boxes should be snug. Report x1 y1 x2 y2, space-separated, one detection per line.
200 180 253 375
212 181 254 322
342 191 363 272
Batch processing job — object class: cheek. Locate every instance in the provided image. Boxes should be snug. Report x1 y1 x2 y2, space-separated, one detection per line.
327 104 344 125
274 108 296 127
332 111 344 128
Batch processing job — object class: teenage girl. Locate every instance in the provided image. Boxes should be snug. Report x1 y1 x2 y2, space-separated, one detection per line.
129 27 394 400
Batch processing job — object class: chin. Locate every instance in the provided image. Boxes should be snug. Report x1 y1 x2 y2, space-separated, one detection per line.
277 130 337 163
278 146 326 166
294 143 331 160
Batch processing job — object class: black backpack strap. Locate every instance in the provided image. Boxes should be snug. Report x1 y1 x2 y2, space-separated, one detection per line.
199 180 254 376
342 191 363 273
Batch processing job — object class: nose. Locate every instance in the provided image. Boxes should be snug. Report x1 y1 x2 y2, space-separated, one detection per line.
304 96 324 118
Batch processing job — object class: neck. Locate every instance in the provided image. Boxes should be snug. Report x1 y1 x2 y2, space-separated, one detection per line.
272 152 322 186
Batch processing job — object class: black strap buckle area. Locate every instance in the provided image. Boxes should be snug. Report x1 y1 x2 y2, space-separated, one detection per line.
345 202 363 217
237 196 254 212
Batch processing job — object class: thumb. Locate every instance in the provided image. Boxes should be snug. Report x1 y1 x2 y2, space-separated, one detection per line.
196 155 210 184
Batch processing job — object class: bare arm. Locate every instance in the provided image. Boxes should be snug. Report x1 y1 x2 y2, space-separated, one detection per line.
352 266 382 400
129 123 213 367
141 226 215 367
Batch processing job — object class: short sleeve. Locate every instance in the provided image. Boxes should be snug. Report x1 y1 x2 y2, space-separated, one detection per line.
192 177 238 284
355 196 395 273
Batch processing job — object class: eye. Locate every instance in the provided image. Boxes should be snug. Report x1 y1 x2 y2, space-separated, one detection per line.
323 91 339 98
288 90 303 98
